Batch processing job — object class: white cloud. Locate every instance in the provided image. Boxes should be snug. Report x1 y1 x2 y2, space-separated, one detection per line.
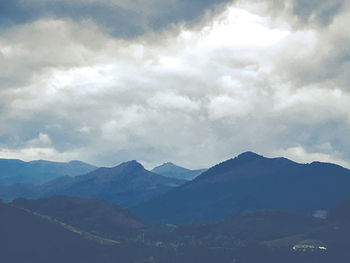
200 7 290 47
0 133 80 162
208 95 252 120
148 92 200 112
0 1 349 168
0 146 80 163
27 133 52 147
272 146 350 168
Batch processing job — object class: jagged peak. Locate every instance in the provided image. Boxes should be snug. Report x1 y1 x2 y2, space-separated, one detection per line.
152 162 191 172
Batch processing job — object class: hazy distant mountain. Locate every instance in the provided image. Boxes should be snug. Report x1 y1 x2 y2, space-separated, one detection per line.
133 151 350 224
151 162 206 180
0 159 97 185
12 196 144 238
0 160 186 208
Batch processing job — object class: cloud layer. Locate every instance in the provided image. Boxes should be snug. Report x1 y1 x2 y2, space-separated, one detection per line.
0 0 349 169
0 0 230 37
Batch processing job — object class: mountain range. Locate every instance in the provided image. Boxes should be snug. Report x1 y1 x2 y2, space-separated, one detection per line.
0 159 97 185
2 151 350 262
1 151 350 225
0 160 186 207
132 152 350 224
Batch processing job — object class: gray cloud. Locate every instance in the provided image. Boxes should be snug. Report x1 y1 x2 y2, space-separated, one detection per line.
239 0 347 29
293 0 344 26
0 0 231 38
0 0 349 169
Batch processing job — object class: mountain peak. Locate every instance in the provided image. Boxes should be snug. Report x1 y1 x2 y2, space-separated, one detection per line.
159 162 176 167
236 151 263 160
118 160 144 170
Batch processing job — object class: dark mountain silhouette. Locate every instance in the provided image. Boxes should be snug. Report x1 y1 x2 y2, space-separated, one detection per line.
12 196 145 238
175 210 325 247
0 160 186 208
0 200 137 263
2 197 350 262
133 152 350 224
151 162 206 180
0 159 97 185
173 203 350 262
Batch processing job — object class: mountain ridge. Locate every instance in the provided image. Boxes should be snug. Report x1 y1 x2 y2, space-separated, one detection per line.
12 195 145 238
0 160 186 208
133 152 350 224
0 158 97 185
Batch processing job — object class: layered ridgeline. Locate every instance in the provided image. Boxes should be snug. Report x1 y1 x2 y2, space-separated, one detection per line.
0 159 97 185
0 200 128 263
12 196 144 238
4 196 350 262
0 160 186 208
0 199 174 263
151 162 206 180
133 152 350 224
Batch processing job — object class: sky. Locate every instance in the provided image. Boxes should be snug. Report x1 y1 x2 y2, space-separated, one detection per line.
0 0 349 169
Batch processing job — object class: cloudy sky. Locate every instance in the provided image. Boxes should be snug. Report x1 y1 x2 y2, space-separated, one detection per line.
0 0 349 169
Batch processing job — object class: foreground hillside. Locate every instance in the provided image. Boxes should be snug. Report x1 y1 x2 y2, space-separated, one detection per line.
133 152 350 223
0 200 129 263
3 196 350 262
12 196 145 238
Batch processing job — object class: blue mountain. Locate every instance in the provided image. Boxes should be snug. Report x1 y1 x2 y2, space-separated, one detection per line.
133 152 350 224
0 159 97 185
0 160 186 208
151 162 206 180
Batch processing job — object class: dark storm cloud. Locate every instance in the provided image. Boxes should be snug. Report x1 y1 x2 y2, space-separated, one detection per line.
244 0 347 28
0 0 349 168
0 0 231 38
0 0 146 37
0 0 40 26
146 0 230 30
293 0 344 26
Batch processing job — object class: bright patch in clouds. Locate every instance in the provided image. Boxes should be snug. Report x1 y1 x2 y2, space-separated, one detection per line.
0 0 349 168
201 7 290 47
273 146 350 168
0 133 78 162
